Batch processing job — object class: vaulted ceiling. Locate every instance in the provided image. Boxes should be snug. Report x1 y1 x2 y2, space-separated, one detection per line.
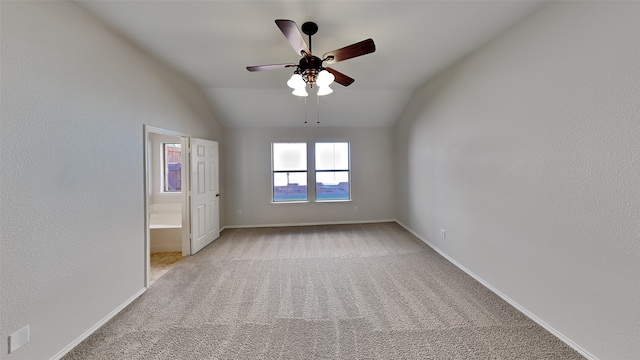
75 1 545 128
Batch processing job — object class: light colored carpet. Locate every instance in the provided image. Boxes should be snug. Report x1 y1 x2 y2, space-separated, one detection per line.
64 222 584 359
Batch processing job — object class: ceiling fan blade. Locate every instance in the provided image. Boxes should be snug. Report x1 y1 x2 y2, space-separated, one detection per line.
326 67 355 86
246 64 297 72
275 19 311 56
322 38 376 64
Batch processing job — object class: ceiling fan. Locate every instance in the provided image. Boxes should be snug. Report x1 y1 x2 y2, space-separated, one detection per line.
246 20 376 96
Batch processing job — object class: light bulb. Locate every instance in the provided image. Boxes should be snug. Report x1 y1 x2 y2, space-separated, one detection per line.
292 87 309 97
316 70 335 87
287 74 305 89
317 85 333 96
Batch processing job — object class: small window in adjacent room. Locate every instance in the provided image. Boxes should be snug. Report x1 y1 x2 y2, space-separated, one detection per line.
163 143 181 192
315 142 350 201
272 143 308 202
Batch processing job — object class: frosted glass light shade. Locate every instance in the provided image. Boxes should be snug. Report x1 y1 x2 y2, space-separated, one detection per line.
316 70 335 86
292 87 309 97
317 85 333 96
287 74 305 89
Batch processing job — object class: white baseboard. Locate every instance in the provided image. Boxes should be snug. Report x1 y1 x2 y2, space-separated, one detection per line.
50 288 146 360
394 220 597 360
224 219 396 229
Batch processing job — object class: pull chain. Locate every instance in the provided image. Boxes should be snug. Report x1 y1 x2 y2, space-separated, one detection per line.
304 96 308 124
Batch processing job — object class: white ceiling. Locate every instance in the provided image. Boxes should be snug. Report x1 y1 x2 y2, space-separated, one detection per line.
74 0 545 128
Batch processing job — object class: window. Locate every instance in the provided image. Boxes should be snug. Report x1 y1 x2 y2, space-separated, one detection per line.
315 142 350 201
272 143 307 202
163 143 181 192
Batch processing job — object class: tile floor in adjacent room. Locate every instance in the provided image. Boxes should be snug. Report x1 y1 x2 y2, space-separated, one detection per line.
149 252 184 285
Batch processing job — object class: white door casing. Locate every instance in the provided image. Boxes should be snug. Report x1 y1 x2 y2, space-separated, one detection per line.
190 138 220 254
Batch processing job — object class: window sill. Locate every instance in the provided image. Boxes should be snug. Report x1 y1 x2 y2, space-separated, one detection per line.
271 200 353 204
271 201 310 205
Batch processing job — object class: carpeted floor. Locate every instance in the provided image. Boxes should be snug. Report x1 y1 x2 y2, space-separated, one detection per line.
64 222 584 359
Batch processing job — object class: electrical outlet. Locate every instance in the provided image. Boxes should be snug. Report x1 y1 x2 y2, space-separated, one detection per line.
353 206 358 212
9 325 29 354
237 210 241 216
441 229 446 239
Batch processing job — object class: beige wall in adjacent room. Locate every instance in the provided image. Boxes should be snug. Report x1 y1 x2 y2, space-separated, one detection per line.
394 2 639 359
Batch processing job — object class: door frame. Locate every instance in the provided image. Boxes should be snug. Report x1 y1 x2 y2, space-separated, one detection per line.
143 125 191 289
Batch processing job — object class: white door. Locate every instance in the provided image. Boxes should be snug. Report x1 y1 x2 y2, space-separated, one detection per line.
190 138 220 254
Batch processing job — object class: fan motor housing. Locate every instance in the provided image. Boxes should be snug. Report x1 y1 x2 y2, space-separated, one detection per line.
297 55 324 86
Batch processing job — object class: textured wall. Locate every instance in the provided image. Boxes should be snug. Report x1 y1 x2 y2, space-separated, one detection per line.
224 127 395 227
395 2 640 359
0 2 222 359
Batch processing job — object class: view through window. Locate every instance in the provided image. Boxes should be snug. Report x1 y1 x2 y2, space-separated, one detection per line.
272 143 307 202
315 142 350 201
163 143 181 192
271 142 350 202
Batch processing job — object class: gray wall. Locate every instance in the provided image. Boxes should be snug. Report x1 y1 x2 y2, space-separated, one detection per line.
0 2 222 359
394 2 640 359
224 127 395 227
3 1 639 359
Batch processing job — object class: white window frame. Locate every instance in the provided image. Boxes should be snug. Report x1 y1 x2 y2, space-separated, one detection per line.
314 142 351 202
162 142 182 193
271 142 309 203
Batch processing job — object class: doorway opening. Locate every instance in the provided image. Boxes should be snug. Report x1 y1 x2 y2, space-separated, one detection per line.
144 126 190 288
143 126 221 288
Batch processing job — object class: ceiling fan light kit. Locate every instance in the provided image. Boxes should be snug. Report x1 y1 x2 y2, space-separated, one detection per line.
287 73 305 89
316 85 333 96
287 70 334 97
316 70 335 87
292 87 309 97
247 19 375 97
